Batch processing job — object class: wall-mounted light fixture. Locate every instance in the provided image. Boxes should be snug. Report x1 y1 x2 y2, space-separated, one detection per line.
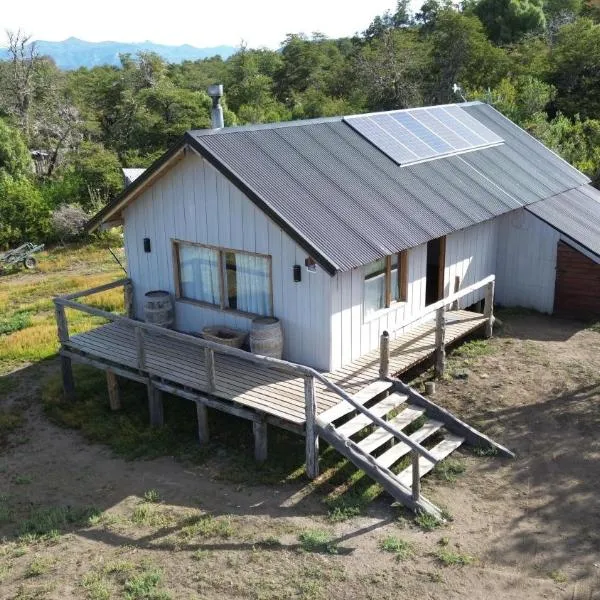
305 256 317 273
143 238 151 253
293 264 302 282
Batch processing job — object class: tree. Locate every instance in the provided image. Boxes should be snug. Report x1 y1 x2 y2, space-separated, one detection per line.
472 0 546 44
356 30 428 110
364 1 413 40
0 119 32 178
426 9 510 104
549 17 600 118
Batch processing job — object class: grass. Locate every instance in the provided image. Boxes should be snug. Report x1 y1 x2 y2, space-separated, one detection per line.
414 511 443 531
0 242 125 373
24 556 54 578
0 409 25 446
142 489 160 503
435 547 475 566
124 568 171 600
17 505 100 541
433 458 466 483
378 535 414 560
549 569 568 584
130 504 174 529
177 513 235 541
298 529 338 554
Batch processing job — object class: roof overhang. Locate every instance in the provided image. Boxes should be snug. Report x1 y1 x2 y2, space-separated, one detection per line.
85 133 340 276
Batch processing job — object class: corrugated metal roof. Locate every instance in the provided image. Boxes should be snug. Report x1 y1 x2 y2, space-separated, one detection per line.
189 102 589 271
526 185 600 258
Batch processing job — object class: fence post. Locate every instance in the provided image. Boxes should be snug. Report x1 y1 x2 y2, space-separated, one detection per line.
434 306 446 379
411 450 421 502
204 348 216 392
484 280 495 338
135 327 146 371
123 280 134 318
304 374 319 479
379 331 390 379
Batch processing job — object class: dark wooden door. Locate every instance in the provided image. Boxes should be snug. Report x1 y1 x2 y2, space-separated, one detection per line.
554 241 600 318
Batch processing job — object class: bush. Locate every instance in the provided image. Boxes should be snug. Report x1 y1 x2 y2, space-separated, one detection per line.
51 204 89 242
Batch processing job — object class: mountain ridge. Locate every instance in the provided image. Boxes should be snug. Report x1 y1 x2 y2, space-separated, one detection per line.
2 37 237 70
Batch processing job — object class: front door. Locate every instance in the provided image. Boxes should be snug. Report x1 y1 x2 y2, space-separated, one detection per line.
426 236 446 306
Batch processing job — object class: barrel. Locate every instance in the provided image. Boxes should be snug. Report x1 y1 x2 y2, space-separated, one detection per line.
143 290 174 328
249 317 283 359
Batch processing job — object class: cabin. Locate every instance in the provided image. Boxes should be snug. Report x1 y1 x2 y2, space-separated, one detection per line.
53 95 600 517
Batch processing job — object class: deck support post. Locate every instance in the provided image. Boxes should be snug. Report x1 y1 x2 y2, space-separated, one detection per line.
196 401 210 444
204 348 216 393
304 375 319 479
452 276 460 310
411 450 421 502
484 280 495 339
106 370 121 410
60 355 75 401
123 280 134 318
253 420 268 463
147 381 164 427
379 331 390 379
434 307 446 379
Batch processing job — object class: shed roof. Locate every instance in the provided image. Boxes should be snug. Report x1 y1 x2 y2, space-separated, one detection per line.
88 102 592 274
526 185 600 259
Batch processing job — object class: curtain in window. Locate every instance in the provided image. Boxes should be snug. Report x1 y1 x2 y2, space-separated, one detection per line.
179 244 220 305
234 253 271 316
364 258 386 318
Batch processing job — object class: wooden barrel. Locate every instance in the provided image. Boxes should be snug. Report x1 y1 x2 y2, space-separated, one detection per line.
143 290 174 328
250 317 283 359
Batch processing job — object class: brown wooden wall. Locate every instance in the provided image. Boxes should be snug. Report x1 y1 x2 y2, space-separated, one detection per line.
554 241 600 318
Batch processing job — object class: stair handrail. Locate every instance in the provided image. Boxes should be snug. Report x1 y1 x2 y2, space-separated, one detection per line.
54 288 438 465
386 274 495 338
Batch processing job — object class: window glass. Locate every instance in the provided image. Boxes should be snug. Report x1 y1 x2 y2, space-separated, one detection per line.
390 254 400 303
224 252 271 316
178 244 220 305
364 258 386 317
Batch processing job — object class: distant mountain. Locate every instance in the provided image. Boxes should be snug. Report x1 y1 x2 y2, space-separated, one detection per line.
7 37 237 70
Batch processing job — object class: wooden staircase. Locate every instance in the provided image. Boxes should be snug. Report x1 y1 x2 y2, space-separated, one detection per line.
315 379 513 519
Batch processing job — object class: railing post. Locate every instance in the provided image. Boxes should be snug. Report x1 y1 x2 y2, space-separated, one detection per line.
55 302 75 401
411 450 421 502
135 326 146 371
204 347 216 392
304 374 319 479
452 276 460 310
484 280 495 338
123 280 134 318
379 331 390 379
434 306 446 379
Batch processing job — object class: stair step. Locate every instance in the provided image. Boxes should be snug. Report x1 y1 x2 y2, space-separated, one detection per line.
376 419 444 470
396 433 465 488
319 380 394 424
337 392 407 438
357 405 426 454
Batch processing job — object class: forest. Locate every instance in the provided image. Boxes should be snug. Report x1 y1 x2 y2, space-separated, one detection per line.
0 0 599 248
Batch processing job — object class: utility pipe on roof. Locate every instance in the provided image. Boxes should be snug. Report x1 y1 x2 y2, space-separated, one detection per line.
207 84 224 129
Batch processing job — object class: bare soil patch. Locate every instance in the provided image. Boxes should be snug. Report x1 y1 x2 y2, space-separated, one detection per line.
1 310 600 599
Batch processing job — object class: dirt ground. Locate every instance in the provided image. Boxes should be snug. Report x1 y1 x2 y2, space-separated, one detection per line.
1 311 600 599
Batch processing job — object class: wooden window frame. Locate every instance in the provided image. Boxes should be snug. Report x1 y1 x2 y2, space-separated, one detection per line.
365 250 409 321
172 239 274 318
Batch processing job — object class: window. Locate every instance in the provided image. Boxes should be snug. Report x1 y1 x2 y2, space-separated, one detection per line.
174 241 273 317
364 251 408 318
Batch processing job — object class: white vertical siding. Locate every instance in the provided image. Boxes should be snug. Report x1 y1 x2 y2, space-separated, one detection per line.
123 152 332 369
329 243 427 371
444 219 499 308
495 209 559 313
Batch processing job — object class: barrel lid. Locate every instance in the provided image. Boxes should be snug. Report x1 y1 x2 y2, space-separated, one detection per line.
145 290 171 298
252 317 279 325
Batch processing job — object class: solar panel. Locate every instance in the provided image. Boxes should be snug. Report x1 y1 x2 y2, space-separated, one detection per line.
344 104 504 166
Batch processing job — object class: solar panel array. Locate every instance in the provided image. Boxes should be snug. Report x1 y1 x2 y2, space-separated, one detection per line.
344 105 504 166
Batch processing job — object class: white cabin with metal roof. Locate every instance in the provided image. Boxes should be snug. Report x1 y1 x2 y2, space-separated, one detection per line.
88 101 600 372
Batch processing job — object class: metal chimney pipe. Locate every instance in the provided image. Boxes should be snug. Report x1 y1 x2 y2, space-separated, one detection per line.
207 84 224 129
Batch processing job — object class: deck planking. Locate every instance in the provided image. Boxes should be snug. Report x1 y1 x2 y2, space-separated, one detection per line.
65 310 486 426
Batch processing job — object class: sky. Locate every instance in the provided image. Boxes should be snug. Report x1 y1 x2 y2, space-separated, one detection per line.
1 0 424 49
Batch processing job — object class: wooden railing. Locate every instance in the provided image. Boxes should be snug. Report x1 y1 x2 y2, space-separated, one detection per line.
54 278 439 490
379 274 495 380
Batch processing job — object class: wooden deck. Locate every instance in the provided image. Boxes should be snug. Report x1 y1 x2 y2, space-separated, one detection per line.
64 309 486 427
